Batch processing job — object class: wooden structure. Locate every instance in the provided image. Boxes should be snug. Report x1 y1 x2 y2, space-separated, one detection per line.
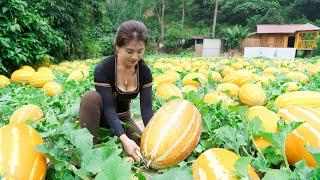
243 23 320 50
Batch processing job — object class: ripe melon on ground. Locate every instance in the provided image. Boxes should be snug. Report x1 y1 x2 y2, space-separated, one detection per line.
0 75 10 87
278 106 320 167
10 104 43 124
141 99 202 169
192 148 259 180
248 106 279 150
222 70 253 86
156 83 182 99
11 69 35 84
43 81 63 96
29 71 55 88
275 91 320 108
0 123 47 179
239 83 266 106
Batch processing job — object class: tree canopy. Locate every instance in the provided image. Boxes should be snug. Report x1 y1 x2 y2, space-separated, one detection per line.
1 0 319 74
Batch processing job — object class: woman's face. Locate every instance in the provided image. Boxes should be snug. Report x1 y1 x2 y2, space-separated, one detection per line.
116 40 145 68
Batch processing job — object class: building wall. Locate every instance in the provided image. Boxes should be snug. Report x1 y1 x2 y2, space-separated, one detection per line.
243 33 293 48
243 36 260 47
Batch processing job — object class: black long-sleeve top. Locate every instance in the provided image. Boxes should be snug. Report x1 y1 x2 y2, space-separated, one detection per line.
93 55 153 137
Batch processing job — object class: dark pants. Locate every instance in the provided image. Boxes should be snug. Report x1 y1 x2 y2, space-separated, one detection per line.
79 91 142 144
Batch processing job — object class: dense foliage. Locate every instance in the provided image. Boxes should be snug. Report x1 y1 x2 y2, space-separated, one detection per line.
0 0 65 76
1 0 320 75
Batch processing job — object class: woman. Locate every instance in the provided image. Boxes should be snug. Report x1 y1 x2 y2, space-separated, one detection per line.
79 20 153 162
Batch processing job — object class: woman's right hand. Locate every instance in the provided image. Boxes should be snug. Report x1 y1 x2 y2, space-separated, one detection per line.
119 134 141 162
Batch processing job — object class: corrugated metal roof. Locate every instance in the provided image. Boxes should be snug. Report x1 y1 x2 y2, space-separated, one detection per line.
257 23 320 34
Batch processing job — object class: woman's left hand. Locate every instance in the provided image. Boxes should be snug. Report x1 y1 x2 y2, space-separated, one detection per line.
120 134 141 162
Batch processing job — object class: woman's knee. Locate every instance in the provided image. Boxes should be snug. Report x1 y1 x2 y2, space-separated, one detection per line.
80 91 102 109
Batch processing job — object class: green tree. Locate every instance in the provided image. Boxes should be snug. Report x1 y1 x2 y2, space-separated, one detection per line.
0 0 65 75
312 38 320 57
292 0 320 21
32 0 106 59
219 0 281 25
222 25 250 51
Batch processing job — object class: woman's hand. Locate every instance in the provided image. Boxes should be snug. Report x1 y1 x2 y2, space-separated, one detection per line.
119 134 141 162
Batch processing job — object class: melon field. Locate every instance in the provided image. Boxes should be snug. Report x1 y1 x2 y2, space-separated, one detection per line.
1 56 320 180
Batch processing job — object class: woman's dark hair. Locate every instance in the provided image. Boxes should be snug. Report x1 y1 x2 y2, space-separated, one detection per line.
115 20 148 48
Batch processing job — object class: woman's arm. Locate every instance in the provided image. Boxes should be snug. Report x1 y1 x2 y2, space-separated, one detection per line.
95 86 125 137
140 85 153 126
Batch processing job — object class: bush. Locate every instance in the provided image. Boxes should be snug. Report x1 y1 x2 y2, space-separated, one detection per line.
296 50 305 58
222 25 250 51
312 38 320 57
0 0 65 76
163 23 183 53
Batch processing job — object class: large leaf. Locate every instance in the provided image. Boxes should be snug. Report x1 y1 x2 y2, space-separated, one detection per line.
81 140 120 174
67 128 93 156
95 155 132 180
151 166 193 180
263 169 291 180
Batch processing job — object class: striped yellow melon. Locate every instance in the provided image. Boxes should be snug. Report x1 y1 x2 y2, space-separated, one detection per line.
11 69 35 84
79 69 89 77
263 73 276 82
54 66 72 73
198 68 209 78
286 71 309 83
181 85 198 94
43 81 63 96
278 106 320 167
221 66 235 77
216 83 239 98
75 63 90 71
157 71 180 82
37 67 53 74
231 62 244 70
59 61 71 67
306 65 320 76
141 99 202 169
10 104 43 124
67 70 85 81
191 67 209 78
153 62 165 70
263 67 279 75
192 148 259 180
210 71 222 82
258 75 271 87
239 83 266 106
29 71 55 88
21 65 36 72
219 59 230 65
281 82 301 92
156 83 183 100
170 65 184 73
182 73 208 88
248 106 279 150
279 67 290 74
203 91 234 107
0 123 47 179
274 91 320 108
222 70 253 86
0 75 10 88
49 64 58 70
154 74 177 86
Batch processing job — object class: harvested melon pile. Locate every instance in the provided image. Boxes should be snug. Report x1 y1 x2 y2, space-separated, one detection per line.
1 56 320 179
